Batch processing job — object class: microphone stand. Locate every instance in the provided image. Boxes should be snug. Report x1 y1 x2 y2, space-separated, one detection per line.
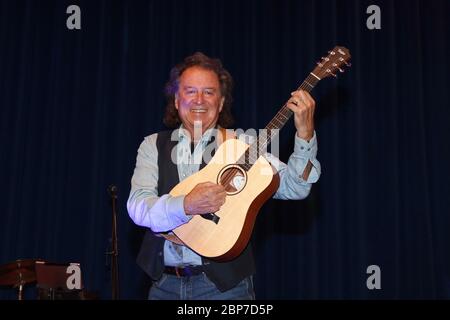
107 185 120 300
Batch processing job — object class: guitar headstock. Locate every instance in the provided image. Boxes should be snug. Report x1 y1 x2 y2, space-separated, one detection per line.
311 46 351 79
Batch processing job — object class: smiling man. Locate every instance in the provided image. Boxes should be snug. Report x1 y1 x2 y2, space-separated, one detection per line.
127 52 321 300
175 66 224 141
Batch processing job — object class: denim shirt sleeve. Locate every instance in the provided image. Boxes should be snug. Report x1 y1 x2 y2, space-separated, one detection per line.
265 131 321 200
126 133 191 232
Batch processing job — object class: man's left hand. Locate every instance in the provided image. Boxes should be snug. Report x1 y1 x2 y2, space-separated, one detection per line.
286 90 315 141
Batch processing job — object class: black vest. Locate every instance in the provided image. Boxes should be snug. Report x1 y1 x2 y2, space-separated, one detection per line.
136 130 255 292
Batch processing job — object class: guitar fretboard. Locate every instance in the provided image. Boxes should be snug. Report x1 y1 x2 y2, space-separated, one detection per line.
238 73 320 171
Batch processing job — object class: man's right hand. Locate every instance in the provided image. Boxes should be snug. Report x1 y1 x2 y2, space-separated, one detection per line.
184 182 226 215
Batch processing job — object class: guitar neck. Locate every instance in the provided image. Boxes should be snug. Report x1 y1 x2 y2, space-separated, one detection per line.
265 72 320 131
238 72 321 171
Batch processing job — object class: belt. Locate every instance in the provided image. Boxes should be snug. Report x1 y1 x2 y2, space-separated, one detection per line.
164 265 205 277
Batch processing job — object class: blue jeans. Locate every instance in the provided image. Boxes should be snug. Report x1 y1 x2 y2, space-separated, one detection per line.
148 273 255 300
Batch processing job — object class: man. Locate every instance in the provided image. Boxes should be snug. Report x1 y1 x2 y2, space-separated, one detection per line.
127 52 321 299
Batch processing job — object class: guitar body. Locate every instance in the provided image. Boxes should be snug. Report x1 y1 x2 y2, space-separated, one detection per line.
170 138 280 261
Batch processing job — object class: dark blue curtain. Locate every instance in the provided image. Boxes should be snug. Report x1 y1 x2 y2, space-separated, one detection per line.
1 0 449 299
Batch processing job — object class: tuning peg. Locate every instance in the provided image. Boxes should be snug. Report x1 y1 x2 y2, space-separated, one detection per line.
328 50 336 55
344 61 351 67
326 69 337 78
316 62 323 67
331 63 345 73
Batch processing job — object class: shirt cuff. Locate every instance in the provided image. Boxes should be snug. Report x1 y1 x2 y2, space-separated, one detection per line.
294 131 318 159
292 131 321 183
166 195 192 225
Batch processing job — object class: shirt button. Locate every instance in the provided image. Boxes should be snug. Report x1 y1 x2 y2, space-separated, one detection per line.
307 148 311 151
300 146 304 150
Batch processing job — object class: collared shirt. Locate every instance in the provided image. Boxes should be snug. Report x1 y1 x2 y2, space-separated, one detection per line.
127 126 321 267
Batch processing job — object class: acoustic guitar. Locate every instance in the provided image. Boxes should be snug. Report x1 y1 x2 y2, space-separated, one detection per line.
167 46 351 261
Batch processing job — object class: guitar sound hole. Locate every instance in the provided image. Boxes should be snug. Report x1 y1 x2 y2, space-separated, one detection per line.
218 166 247 195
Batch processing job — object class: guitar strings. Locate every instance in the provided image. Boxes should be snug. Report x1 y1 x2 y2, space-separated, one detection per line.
217 74 318 195
242 74 317 166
